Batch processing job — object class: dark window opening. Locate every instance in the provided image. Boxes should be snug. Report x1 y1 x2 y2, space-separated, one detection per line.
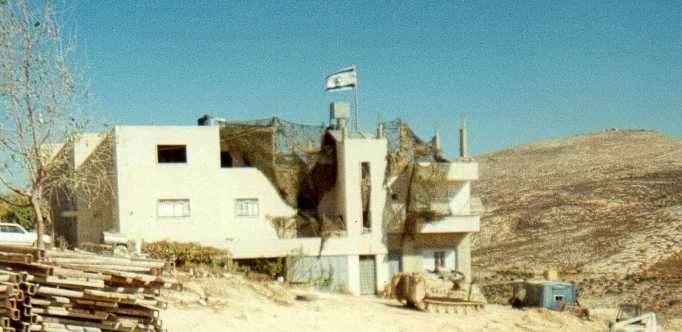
221 151 233 168
361 162 371 232
296 195 316 210
158 145 187 163
434 251 446 270
554 295 564 302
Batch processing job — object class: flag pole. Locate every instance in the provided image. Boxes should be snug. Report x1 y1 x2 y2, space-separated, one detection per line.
352 65 359 131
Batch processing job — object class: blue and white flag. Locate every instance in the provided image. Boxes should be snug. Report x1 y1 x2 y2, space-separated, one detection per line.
325 66 357 92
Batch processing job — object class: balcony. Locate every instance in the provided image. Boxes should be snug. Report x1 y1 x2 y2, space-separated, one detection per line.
417 214 480 233
445 161 478 181
413 160 478 182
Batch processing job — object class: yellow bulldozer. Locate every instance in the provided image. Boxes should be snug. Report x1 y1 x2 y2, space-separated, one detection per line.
388 272 486 313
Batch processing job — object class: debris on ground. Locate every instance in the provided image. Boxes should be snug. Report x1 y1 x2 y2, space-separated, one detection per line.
0 244 177 331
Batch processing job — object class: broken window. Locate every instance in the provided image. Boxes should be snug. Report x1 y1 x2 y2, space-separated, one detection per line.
157 145 187 163
157 199 190 217
361 162 371 232
220 151 233 168
236 199 259 217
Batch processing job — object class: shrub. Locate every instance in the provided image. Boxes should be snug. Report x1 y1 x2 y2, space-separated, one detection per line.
142 241 232 268
235 257 286 279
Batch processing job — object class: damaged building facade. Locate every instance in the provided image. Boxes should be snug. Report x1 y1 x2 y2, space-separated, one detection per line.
52 102 483 295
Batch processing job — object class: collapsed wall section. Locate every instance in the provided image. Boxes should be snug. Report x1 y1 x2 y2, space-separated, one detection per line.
217 118 340 237
382 119 448 235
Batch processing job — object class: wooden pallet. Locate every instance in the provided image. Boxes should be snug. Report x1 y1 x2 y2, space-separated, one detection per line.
0 246 178 332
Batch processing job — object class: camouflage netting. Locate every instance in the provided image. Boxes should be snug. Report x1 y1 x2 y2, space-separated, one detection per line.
383 119 445 179
409 163 452 216
383 119 454 236
218 117 456 239
218 117 341 237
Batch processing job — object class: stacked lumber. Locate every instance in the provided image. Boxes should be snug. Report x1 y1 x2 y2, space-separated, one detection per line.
0 245 177 332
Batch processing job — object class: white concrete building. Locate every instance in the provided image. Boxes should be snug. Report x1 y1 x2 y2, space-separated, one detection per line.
52 110 482 295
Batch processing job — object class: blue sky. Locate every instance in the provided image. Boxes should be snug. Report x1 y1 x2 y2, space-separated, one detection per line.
70 1 681 156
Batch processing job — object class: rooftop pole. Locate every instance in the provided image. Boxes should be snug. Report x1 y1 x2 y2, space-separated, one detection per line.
352 65 359 131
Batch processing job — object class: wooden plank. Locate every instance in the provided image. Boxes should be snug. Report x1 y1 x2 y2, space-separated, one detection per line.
0 245 170 331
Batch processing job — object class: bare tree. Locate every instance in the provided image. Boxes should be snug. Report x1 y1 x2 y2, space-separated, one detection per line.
0 0 95 249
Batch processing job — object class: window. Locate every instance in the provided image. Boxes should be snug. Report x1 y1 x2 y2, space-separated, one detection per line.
434 251 446 270
157 199 190 217
361 162 371 232
1 225 24 233
423 249 455 272
157 145 187 163
220 151 233 168
554 295 565 302
236 199 259 217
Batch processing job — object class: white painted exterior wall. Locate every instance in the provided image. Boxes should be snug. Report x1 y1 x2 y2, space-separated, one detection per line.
399 159 481 283
109 126 392 295
59 122 481 296
73 133 106 168
113 126 296 245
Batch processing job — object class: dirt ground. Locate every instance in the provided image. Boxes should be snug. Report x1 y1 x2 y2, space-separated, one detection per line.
156 274 682 332
161 295 606 332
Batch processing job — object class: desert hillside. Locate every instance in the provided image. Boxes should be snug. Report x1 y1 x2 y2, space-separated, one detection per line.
472 129 682 314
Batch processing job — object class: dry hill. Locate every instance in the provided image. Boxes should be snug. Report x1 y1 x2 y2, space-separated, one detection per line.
472 129 682 315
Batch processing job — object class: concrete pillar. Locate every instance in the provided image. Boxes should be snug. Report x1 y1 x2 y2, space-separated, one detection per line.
375 254 389 293
459 118 468 158
347 255 361 295
401 239 423 273
433 129 441 154
456 234 472 282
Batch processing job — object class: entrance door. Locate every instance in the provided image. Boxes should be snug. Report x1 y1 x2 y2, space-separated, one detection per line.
359 256 376 295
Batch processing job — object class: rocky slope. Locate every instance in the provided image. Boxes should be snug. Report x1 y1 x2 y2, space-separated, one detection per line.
472 129 682 315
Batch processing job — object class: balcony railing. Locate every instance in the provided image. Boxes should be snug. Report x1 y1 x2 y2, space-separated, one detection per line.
445 161 479 181
417 214 480 233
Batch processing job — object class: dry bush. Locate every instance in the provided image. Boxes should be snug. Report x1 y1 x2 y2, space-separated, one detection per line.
142 241 232 268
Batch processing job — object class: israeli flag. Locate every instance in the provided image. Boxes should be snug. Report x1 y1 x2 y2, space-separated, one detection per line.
325 66 357 92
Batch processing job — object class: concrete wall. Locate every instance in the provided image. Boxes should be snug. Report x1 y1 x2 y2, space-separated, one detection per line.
50 132 118 247
50 122 482 297
399 233 473 282
287 255 349 292
74 133 118 245
222 233 388 258
448 182 471 215
113 126 295 245
456 234 472 282
335 135 387 239
446 161 478 180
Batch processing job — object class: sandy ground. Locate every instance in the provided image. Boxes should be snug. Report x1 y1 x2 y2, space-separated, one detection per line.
162 300 611 332
159 275 617 332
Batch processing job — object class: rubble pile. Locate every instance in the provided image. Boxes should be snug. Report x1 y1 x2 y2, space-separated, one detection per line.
0 245 177 332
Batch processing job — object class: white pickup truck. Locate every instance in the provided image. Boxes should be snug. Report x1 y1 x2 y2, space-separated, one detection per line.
0 222 52 246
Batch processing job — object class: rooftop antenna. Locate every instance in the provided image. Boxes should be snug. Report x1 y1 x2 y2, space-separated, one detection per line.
352 65 359 131
459 115 468 158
